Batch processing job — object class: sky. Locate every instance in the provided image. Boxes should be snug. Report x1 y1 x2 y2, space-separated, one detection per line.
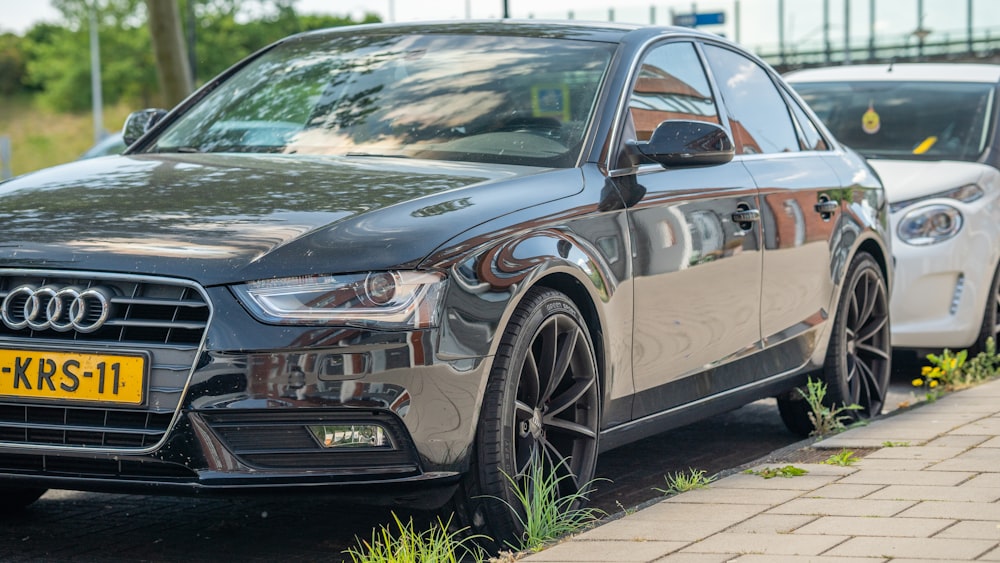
1 0 998 53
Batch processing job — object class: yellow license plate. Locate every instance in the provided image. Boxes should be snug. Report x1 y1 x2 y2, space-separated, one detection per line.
0 349 146 405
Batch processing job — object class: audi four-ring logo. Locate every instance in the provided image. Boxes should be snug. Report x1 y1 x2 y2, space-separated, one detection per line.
1 285 113 333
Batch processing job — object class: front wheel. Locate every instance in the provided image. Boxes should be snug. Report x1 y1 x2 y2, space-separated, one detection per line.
451 287 600 547
973 262 1000 355
779 252 891 437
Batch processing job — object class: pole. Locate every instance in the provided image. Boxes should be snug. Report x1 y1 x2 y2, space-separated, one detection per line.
734 0 741 43
502 0 509 18
186 0 196 84
778 0 785 66
0 136 11 180
917 0 924 58
868 0 876 61
650 5 656 25
823 0 830 63
967 0 973 52
844 0 852 64
89 5 103 144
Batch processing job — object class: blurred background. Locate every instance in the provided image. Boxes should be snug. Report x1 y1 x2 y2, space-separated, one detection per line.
1 0 999 177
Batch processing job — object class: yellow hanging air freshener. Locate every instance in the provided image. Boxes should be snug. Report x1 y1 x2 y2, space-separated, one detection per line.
862 102 880 135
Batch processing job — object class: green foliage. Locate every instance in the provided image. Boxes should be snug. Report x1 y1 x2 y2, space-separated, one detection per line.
653 468 715 495
798 377 862 436
743 465 809 479
499 457 606 553
881 441 910 447
343 513 486 563
10 1 380 111
822 449 860 466
912 339 1000 400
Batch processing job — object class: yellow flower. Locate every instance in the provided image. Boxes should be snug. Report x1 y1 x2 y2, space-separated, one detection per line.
929 380 939 388
921 366 932 376
911 378 924 387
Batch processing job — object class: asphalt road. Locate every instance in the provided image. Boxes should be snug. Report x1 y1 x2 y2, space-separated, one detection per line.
0 360 922 562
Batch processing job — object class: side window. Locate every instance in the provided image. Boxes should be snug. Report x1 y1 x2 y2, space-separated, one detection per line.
626 42 719 142
784 88 830 151
702 45 799 155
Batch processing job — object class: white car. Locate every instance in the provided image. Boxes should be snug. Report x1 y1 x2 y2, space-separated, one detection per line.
787 64 1000 352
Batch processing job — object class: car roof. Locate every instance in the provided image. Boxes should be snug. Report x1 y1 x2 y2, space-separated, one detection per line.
785 63 1000 84
294 19 720 45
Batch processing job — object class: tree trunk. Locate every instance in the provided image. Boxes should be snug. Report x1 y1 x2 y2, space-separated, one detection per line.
146 0 193 107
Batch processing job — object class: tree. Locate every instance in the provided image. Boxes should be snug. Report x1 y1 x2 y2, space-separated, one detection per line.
146 0 192 106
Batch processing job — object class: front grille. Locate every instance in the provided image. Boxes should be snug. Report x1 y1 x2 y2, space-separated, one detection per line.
0 270 211 451
0 452 198 480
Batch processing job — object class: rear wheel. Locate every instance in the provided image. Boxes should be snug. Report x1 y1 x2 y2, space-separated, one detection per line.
0 486 47 513
451 287 600 546
779 252 891 437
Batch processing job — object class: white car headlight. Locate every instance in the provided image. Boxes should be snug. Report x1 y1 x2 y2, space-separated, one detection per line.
232 271 447 329
897 204 963 246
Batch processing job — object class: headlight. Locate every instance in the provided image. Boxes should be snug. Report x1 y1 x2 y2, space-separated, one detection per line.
889 183 984 213
896 204 963 246
232 271 447 329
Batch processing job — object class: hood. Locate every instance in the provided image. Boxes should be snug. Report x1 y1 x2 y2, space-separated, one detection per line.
867 159 996 204
0 154 581 285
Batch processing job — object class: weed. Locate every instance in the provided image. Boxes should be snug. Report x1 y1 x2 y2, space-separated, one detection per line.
798 377 862 436
822 449 860 466
881 441 910 447
743 465 809 479
498 456 607 553
343 513 486 563
912 340 1000 400
653 468 715 495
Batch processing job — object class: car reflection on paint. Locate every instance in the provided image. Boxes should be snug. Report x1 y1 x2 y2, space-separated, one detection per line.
0 21 890 545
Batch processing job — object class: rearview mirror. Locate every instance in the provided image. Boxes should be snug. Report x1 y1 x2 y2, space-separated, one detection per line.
627 120 734 168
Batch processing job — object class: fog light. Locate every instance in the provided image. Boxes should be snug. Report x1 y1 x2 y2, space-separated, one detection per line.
308 424 393 449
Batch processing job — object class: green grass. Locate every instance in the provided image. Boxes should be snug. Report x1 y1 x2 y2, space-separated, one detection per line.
0 95 132 177
654 468 715 495
743 465 809 479
342 512 486 563
822 449 860 466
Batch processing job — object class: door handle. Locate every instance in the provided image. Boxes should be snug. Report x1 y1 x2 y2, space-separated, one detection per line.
731 207 760 230
815 200 839 214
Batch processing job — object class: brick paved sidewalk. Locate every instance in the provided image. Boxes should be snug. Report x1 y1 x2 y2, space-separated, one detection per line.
520 378 1000 562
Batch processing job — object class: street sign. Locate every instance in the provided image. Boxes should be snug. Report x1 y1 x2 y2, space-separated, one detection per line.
673 11 726 27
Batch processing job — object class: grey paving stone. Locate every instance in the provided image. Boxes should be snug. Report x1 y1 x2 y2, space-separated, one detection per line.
826 536 995 559
727 556 887 563
806 484 884 499
934 519 1000 539
898 500 1000 520
628 501 771 523
794 515 953 537
679 532 847 556
863 446 967 461
724 514 817 534
866 484 1000 502
711 472 841 491
582 517 732 542
929 447 1000 472
948 417 1000 435
837 469 973 486
979 545 1000 561
852 458 934 471
962 473 1000 488
924 434 989 448
662 487 803 506
518 539 687 562
767 498 915 517
650 555 735 563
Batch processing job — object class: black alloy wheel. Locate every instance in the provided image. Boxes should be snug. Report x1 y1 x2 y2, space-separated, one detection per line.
974 262 1000 355
454 287 600 545
779 252 891 436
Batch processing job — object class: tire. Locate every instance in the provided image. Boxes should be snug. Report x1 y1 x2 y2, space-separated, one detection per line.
779 252 891 437
0 486 47 513
973 262 1000 356
450 287 600 547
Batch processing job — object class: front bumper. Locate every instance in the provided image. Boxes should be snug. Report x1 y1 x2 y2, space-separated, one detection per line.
0 271 495 505
889 204 1000 350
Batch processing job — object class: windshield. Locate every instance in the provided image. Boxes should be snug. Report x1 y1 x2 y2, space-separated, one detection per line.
151 32 614 168
792 80 995 161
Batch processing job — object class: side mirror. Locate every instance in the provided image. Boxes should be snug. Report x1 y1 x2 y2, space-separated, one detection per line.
122 109 169 145
627 120 734 168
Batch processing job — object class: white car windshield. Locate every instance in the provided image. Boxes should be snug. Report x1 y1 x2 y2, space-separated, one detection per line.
793 80 995 162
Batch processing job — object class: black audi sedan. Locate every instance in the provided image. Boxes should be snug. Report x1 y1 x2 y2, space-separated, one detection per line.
0 21 890 542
